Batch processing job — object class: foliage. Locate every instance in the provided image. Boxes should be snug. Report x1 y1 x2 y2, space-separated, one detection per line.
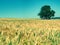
38 5 55 19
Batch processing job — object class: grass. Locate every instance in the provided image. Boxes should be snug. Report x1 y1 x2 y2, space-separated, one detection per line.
0 18 60 45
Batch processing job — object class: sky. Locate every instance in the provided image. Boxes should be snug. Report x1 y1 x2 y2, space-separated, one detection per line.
0 0 60 18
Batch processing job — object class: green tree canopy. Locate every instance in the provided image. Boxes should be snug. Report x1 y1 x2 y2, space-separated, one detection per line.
38 5 55 19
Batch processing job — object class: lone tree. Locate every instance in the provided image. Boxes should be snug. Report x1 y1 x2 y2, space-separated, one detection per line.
38 5 55 19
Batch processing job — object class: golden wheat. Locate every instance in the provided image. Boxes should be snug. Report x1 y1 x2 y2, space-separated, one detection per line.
0 19 60 45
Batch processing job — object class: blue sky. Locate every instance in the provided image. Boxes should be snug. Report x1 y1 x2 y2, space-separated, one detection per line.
0 0 60 18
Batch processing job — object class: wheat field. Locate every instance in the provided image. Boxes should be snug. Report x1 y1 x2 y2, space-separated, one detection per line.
0 18 60 45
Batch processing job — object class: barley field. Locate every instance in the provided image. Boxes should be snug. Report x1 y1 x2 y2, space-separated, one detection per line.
0 18 60 45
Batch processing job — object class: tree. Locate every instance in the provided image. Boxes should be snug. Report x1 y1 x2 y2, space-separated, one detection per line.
38 5 55 19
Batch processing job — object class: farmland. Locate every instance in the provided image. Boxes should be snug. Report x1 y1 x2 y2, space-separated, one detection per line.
0 18 60 45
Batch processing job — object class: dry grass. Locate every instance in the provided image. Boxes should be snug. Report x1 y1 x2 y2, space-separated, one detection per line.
0 18 60 45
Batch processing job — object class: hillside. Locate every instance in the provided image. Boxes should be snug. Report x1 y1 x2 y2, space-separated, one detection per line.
0 18 60 45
